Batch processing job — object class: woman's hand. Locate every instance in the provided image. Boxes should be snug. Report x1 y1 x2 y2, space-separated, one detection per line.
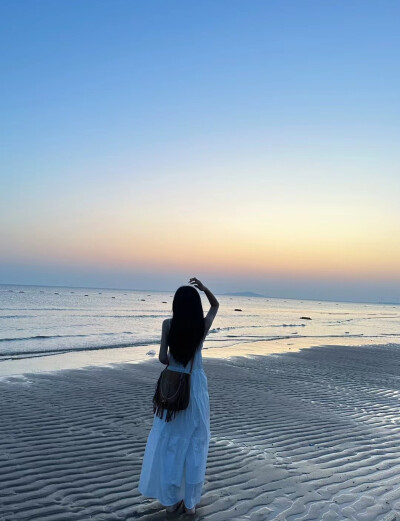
189 277 206 292
190 278 219 308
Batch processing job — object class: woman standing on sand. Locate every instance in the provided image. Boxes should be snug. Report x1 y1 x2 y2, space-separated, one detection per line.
138 277 219 515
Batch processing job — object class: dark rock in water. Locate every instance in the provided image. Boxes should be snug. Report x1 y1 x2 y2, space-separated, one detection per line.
234 308 242 311
162 301 167 303
300 316 312 320
140 299 146 301
19 291 24 293
84 294 88 297
112 296 116 298
147 294 151 296
54 292 59 295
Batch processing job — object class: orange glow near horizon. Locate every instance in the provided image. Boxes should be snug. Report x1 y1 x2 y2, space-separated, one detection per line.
4 197 400 283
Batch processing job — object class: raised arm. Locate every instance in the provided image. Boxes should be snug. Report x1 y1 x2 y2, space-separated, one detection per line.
189 277 219 336
158 318 170 365
203 285 219 308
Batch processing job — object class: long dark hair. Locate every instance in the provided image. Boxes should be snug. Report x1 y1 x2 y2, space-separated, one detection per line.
168 285 205 366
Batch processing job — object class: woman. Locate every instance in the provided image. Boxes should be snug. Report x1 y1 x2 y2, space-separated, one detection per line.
138 277 219 515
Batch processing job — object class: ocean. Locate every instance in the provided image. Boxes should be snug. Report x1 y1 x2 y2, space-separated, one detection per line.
1 284 399 365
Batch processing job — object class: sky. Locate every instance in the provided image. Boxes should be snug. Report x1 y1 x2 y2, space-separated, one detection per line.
1 1 399 303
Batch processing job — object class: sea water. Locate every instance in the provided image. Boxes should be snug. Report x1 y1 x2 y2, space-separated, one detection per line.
1 284 399 366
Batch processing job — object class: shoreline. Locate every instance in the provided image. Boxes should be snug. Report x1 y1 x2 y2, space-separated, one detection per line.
1 335 399 381
1 343 400 520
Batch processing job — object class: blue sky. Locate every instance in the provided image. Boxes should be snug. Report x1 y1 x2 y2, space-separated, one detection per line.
1 1 399 302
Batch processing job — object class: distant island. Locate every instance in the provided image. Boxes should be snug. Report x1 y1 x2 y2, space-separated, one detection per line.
221 291 267 298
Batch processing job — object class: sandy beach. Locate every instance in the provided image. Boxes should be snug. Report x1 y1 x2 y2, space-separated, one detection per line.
2 343 400 521
2 0 400 518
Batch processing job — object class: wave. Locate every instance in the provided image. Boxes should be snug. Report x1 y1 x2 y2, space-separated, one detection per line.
226 334 281 338
1 332 400 362
326 315 399 325
92 314 167 319
0 331 135 343
0 307 82 311
209 323 306 334
0 308 163 314
0 338 160 360
273 323 306 327
218 332 400 343
0 315 34 319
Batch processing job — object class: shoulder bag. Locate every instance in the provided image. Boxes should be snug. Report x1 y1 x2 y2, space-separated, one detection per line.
153 357 194 422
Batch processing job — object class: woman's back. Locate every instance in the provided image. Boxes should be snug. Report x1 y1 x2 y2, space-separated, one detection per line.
168 342 204 372
167 304 217 373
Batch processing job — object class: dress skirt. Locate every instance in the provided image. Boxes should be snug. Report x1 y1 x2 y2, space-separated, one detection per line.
138 356 210 509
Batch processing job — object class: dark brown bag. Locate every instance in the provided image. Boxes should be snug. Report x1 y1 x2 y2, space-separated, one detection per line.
153 358 194 422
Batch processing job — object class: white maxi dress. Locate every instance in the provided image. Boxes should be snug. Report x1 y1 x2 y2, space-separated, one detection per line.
138 310 216 509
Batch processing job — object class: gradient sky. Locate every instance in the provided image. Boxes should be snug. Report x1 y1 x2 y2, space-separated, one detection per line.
1 1 399 302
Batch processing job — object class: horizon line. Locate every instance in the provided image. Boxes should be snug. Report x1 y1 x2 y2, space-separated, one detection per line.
1 282 398 307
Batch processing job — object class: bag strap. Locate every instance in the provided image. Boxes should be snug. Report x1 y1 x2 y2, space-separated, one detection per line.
166 319 171 368
189 356 195 374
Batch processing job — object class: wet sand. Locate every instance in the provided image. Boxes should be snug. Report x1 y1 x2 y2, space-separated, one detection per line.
1 343 400 520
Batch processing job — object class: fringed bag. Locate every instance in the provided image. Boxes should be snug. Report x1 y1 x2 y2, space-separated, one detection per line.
153 358 194 422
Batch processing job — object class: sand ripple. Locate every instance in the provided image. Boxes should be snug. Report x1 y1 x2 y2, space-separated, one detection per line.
1 344 400 520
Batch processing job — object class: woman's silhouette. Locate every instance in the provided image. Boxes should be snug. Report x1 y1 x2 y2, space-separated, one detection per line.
138 277 219 515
